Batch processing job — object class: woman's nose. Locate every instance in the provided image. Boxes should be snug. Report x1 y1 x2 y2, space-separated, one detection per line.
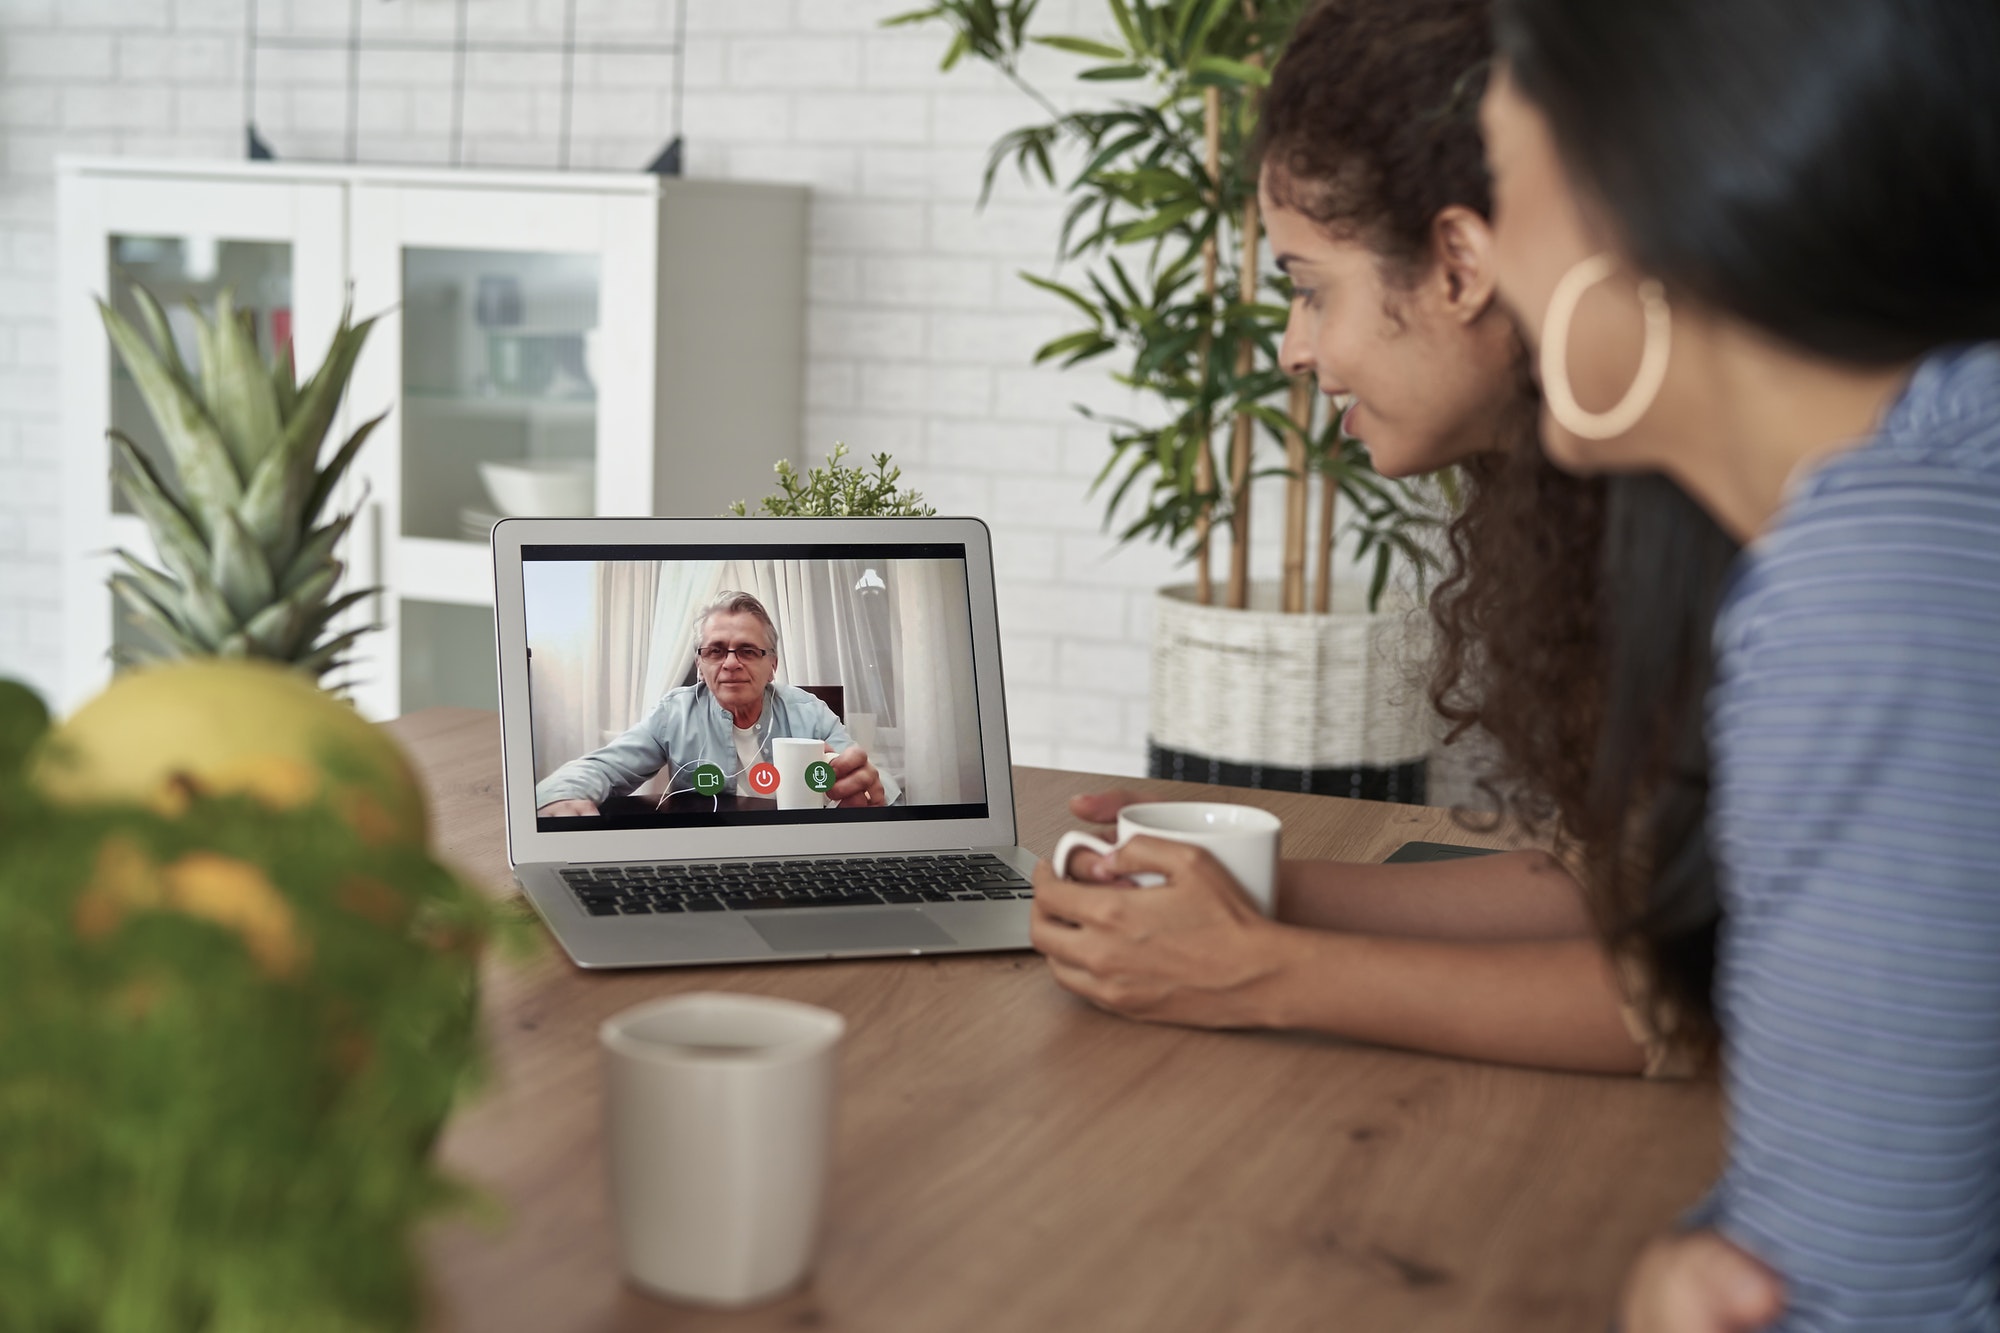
1278 309 1313 378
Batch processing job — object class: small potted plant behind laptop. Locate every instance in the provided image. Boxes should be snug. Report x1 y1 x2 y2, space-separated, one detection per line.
728 442 936 518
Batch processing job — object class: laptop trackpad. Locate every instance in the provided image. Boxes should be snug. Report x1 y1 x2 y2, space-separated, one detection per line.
749 909 957 954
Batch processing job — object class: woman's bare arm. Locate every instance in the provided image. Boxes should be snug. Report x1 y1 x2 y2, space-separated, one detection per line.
1277 848 1594 940
1042 796 1641 1074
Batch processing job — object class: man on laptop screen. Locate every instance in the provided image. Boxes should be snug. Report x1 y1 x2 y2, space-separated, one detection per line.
522 550 987 831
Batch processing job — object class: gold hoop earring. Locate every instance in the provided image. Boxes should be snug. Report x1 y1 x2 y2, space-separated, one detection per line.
1539 252 1672 441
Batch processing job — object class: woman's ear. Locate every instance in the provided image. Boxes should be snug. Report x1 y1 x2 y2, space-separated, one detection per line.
1431 204 1500 322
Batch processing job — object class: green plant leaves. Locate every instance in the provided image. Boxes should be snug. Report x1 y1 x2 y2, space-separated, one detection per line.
1189 54 1270 87
1031 34 1127 59
728 443 936 518
893 0 1447 610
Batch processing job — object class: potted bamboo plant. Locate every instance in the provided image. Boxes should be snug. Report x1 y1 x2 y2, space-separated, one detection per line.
892 0 1446 799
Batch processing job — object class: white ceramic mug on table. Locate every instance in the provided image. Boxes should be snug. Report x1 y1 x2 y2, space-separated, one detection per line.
1051 801 1282 914
601 992 845 1307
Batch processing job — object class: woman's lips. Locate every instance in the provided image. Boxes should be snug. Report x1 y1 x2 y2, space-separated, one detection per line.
1339 399 1362 438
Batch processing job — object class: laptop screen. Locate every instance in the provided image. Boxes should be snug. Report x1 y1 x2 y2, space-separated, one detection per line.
521 542 990 832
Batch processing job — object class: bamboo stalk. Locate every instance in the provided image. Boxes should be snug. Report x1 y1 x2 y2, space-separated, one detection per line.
1192 84 1223 606
1313 458 1337 615
1224 136 1263 610
1224 4 1266 612
1280 375 1312 613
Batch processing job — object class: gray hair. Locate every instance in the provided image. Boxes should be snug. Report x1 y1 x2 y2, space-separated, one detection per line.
694 591 779 651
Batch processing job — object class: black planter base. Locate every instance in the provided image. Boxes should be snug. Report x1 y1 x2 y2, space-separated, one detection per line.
1146 741 1428 805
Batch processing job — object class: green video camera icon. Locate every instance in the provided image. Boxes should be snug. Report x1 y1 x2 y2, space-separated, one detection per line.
692 763 726 795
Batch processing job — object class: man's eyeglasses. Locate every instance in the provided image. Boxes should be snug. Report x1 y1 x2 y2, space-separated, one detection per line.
698 645 771 662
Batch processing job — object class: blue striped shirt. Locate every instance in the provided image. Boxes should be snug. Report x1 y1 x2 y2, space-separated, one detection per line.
1704 343 2000 1330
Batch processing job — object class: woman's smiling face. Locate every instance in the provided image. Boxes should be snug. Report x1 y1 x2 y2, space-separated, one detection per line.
1264 165 1524 479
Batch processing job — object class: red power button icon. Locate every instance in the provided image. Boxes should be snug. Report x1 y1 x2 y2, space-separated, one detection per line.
748 762 780 794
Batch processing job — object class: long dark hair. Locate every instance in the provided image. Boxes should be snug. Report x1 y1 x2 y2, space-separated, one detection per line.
1257 0 1611 837
1494 0 2000 1053
1495 0 2000 365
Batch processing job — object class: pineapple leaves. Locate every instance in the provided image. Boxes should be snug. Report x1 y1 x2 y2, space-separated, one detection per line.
110 573 206 657
210 509 277 623
128 285 192 388
110 550 186 622
240 426 314 574
98 299 242 536
244 569 358 659
177 571 243 650
102 282 382 677
296 625 377 679
271 341 299 421
297 587 376 647
285 311 380 511
109 431 211 595
197 289 283 484
302 410 386 530
280 511 356 597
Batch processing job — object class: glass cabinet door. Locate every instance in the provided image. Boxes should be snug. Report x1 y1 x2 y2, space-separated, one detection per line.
345 181 655 721
399 248 601 544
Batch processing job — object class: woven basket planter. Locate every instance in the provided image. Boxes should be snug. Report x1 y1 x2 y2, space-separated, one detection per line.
1147 580 1436 802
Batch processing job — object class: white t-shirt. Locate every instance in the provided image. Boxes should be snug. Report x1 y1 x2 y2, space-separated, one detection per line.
732 724 761 796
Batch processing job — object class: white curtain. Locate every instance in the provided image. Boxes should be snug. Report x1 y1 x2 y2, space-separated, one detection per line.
894 558 986 805
634 560 724 723
595 562 661 741
527 559 720 783
524 560 595 785
717 559 896 721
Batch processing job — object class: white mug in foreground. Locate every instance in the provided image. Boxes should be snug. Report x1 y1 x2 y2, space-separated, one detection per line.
771 736 831 811
600 992 846 1307
1051 801 1282 915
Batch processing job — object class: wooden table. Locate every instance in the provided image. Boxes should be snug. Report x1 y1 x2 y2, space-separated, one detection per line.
394 708 1723 1333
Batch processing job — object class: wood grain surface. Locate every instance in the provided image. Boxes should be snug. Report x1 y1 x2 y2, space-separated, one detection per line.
392 708 1722 1333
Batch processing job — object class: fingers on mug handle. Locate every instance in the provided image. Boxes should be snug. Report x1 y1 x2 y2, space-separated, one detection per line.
1068 789 1144 823
1051 830 1116 881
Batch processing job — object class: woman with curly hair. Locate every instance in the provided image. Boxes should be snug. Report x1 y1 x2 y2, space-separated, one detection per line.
1030 0 1737 1077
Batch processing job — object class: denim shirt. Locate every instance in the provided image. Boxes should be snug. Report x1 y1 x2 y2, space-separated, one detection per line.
534 681 900 808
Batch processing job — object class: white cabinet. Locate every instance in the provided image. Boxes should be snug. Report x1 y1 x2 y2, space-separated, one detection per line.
58 158 807 720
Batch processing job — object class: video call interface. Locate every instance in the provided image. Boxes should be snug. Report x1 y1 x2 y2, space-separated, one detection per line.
522 543 991 831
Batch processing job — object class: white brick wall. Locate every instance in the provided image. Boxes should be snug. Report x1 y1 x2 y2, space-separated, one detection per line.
0 0 1400 781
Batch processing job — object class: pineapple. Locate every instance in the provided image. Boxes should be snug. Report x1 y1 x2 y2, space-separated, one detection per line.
98 288 383 683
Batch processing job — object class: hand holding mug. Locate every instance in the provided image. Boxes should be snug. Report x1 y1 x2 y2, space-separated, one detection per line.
1033 802 1290 1029
1051 802 1281 913
1032 833 1293 1029
1060 789 1152 881
826 745 885 808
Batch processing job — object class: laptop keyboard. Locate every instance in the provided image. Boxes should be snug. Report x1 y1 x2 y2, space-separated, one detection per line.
559 853 1035 917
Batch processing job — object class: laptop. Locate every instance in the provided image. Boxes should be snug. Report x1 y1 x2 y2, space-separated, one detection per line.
491 515 1038 968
